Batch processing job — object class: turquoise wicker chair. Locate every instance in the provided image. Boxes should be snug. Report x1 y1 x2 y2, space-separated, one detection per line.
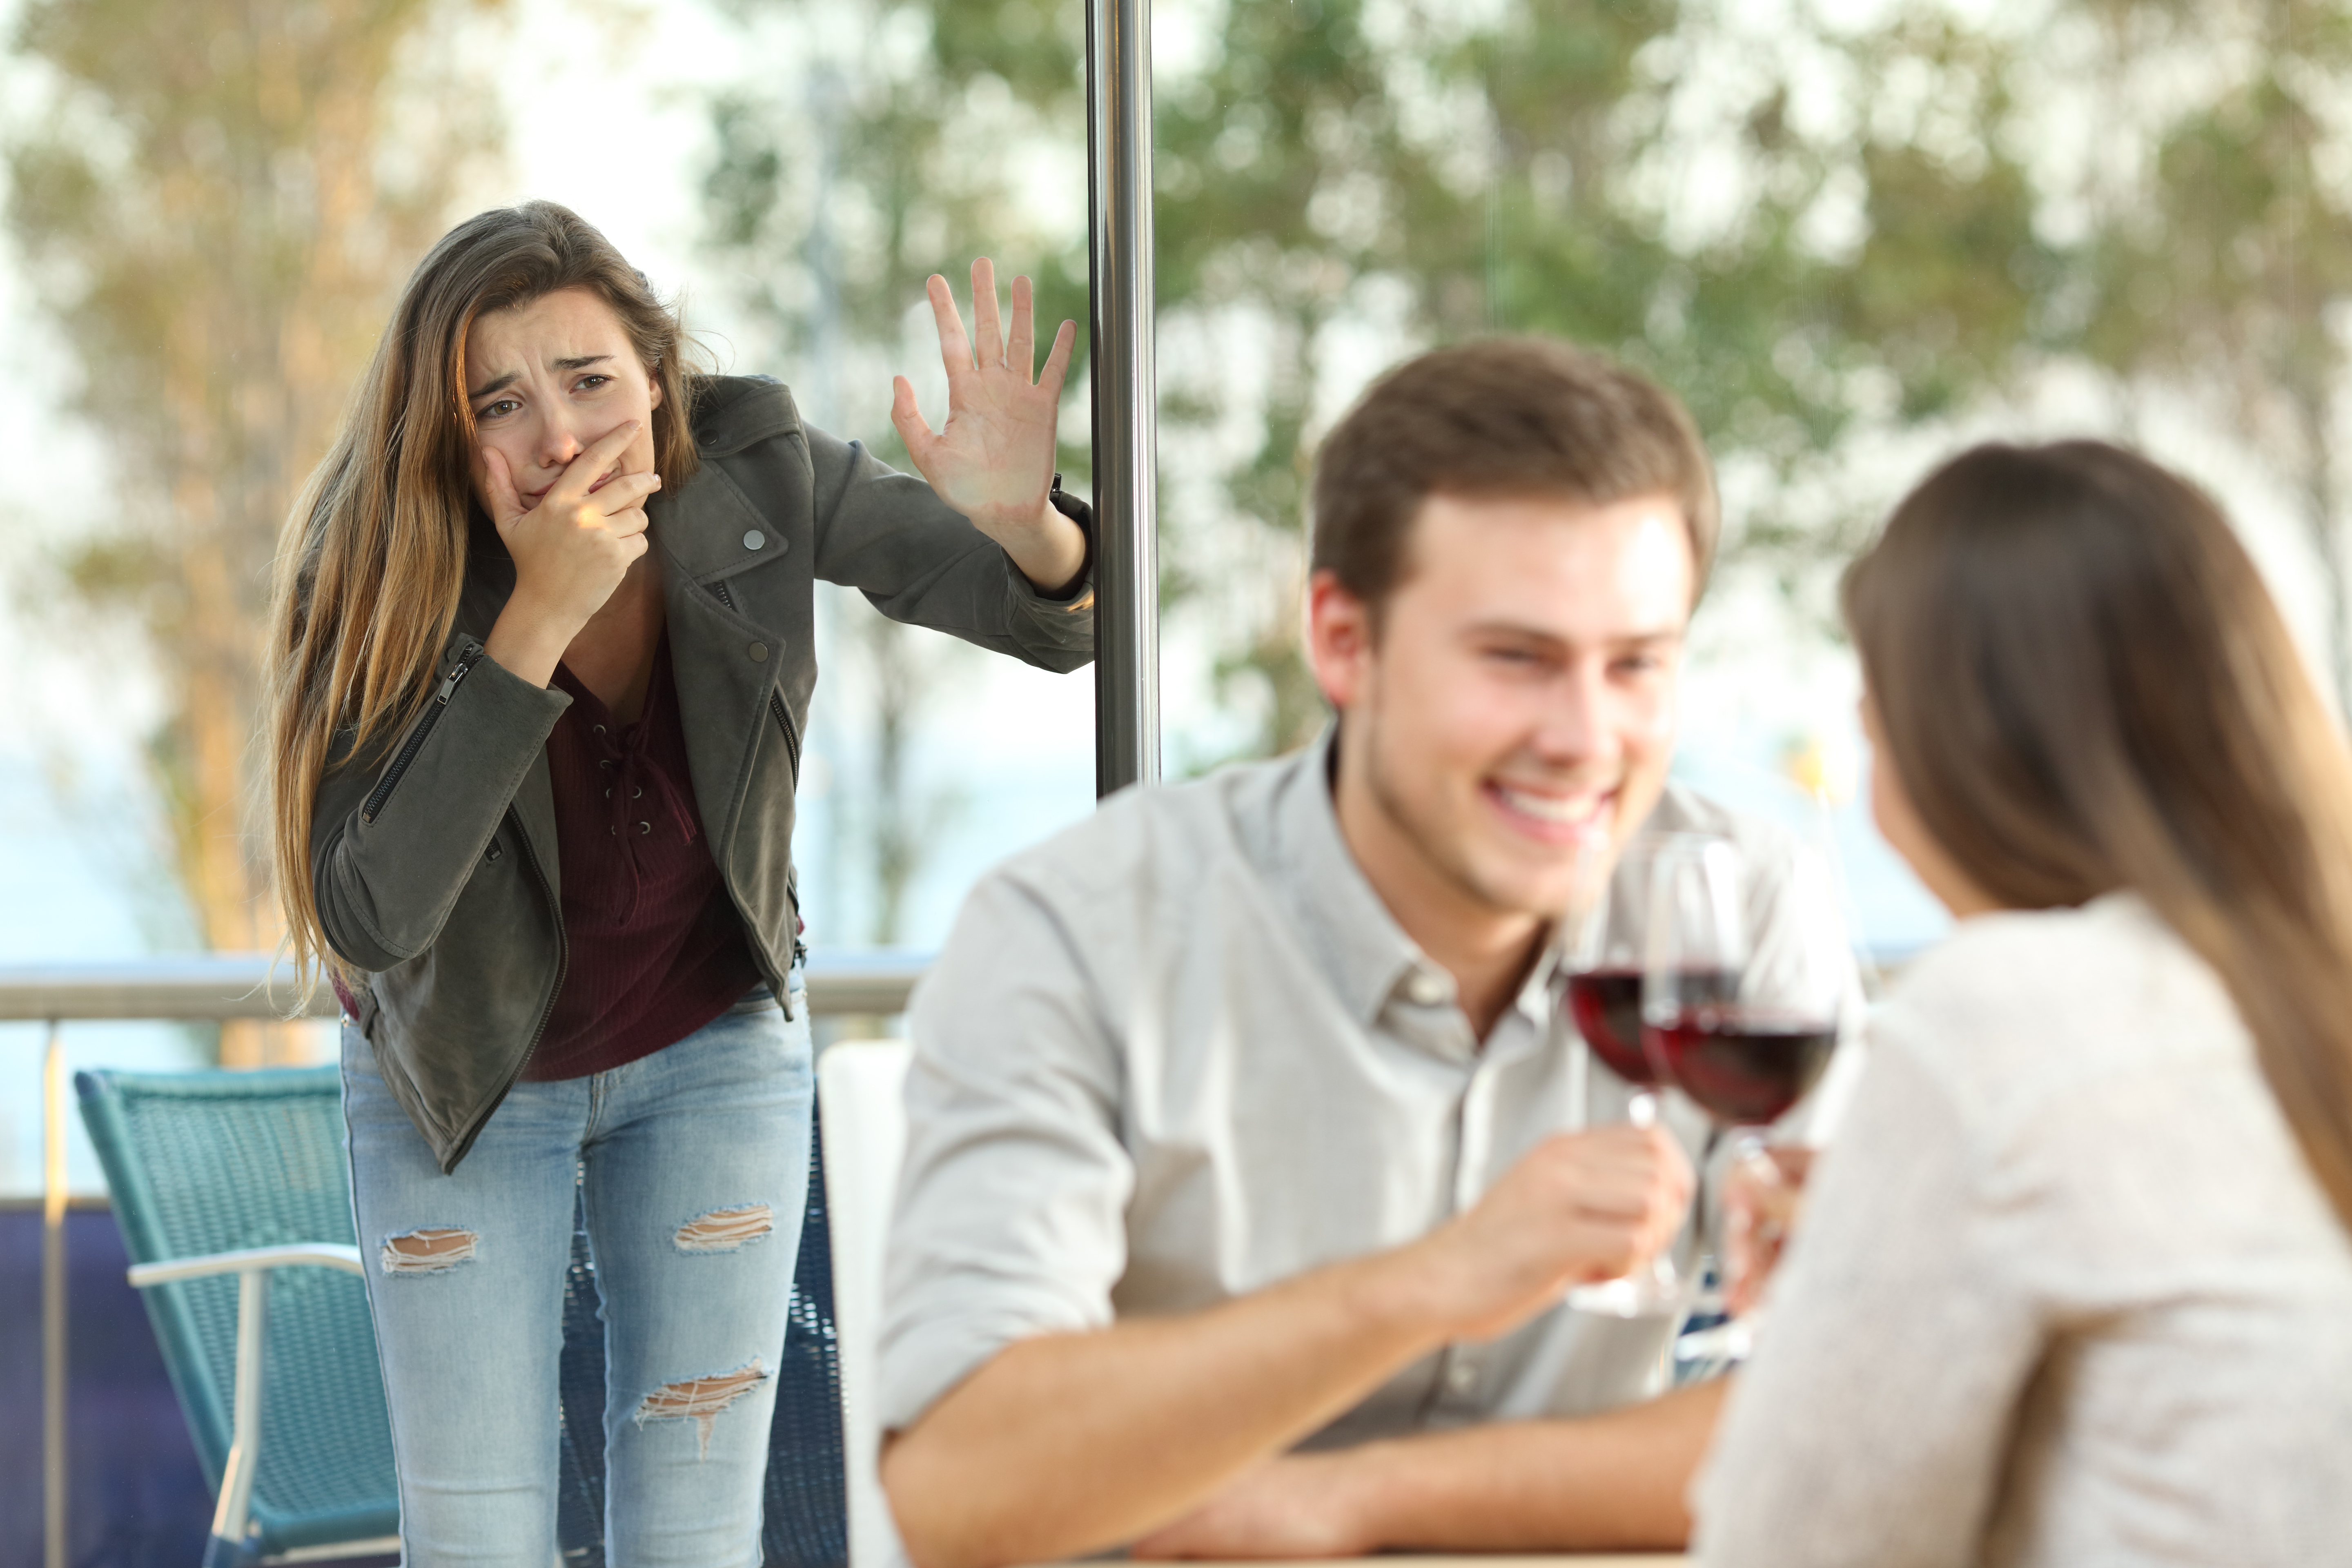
76 1066 399 1568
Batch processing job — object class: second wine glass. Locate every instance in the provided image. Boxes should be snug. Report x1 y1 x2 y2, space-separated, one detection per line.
1641 832 1845 1350
1559 833 1685 1318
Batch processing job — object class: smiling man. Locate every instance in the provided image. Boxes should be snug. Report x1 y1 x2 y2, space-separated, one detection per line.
879 339 1777 1568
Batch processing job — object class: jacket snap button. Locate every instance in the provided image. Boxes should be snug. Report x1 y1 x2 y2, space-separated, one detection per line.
743 529 766 550
748 641 769 662
637 820 652 834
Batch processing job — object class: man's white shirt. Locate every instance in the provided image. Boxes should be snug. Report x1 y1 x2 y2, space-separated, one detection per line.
881 729 1846 1439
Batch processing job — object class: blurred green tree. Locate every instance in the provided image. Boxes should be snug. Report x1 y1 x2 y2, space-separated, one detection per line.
2058 0 2352 707
1150 0 2051 751
7 0 500 1060
702 0 2352 782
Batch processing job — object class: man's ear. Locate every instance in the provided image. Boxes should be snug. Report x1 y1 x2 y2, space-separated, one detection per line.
1305 570 1377 713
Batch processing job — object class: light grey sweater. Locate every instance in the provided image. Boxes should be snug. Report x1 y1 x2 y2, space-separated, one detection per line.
1693 893 2352 1567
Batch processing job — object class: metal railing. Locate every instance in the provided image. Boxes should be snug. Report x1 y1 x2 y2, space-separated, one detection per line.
0 949 926 1568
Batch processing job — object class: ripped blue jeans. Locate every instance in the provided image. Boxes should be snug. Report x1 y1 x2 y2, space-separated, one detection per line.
341 979 813 1566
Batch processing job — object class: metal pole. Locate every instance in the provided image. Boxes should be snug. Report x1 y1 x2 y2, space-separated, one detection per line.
1087 0 1160 797
42 1017 67 1568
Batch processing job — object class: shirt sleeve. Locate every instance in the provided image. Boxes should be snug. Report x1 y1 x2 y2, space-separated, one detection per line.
879 864 1135 1431
1690 1022 2049 1568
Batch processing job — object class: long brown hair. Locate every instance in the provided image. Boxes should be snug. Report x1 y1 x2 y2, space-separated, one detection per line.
265 200 704 986
1846 439 2352 1231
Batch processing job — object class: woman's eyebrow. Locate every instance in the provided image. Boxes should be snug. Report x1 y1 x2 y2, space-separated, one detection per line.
468 355 609 400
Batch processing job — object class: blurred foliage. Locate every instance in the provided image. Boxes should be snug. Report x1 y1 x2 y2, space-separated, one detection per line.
6 0 501 1055
2059 0 2352 706
702 0 2352 751
699 0 2052 761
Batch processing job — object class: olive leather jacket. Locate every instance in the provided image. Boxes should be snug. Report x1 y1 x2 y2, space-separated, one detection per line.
314 376 1095 1172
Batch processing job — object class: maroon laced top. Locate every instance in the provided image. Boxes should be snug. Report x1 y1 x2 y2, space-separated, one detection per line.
519 639 762 1080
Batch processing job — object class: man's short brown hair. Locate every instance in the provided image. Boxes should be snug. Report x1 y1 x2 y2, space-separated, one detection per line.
1310 337 1719 615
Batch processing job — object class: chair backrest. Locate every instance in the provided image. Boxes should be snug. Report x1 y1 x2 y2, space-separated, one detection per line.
816 1039 914 1568
76 1067 397 1551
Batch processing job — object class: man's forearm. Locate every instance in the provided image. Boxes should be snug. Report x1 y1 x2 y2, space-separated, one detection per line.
882 1249 1446 1568
1350 1378 1728 1551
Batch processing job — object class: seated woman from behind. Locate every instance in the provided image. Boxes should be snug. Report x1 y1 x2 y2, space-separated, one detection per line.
1694 441 2352 1568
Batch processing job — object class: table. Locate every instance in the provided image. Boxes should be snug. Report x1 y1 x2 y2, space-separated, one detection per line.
1111 1559 1686 1566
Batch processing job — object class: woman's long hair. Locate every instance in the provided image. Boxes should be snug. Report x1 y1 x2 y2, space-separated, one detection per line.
1846 440 2352 1232
265 200 704 987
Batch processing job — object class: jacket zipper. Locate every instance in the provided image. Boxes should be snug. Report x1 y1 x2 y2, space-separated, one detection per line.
768 692 802 774
361 640 486 824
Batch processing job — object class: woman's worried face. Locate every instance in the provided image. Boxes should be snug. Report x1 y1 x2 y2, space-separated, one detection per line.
463 285 662 521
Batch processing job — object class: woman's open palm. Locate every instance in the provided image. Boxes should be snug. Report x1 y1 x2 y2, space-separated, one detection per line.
892 258 1076 540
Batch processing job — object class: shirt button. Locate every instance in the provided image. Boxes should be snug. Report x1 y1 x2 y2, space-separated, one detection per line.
1445 1360 1477 1394
748 641 769 662
1406 971 1449 1006
743 529 766 550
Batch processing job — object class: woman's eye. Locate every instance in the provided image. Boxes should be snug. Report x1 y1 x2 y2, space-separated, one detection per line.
478 398 520 421
576 374 611 392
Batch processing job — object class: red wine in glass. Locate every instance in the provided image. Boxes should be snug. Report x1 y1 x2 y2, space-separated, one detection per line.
1645 1008 1837 1125
1564 969 1656 1085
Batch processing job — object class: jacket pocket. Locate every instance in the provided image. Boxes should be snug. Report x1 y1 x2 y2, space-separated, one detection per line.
361 641 487 824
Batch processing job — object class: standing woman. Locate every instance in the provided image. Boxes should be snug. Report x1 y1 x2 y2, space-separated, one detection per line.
264 201 1093 1563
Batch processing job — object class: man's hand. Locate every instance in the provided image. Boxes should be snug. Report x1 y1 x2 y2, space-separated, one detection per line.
1130 1452 1379 1561
891 259 1086 591
1405 1123 1695 1343
481 421 660 687
885 1124 1694 1568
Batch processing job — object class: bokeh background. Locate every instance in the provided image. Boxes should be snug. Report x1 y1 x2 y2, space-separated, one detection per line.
10 0 2352 1203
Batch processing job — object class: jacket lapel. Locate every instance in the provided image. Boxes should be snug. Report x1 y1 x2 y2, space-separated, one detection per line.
654 475 785 856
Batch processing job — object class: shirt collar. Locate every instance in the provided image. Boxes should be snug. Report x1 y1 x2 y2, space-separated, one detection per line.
1272 726 1561 1035
1270 728 1426 1027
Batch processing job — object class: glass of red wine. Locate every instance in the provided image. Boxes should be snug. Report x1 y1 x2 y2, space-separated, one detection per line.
1559 834 1686 1318
1641 833 1844 1333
